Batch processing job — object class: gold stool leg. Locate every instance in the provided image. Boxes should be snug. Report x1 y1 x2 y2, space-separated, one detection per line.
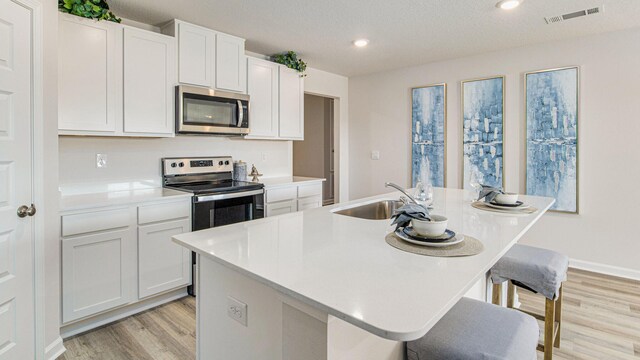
544 296 556 360
506 281 516 308
492 283 502 305
554 284 563 348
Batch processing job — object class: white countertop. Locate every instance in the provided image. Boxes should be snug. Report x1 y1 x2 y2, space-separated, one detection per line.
173 188 554 341
257 176 325 188
60 187 192 212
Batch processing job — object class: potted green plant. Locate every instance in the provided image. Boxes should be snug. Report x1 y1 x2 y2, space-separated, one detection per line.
58 0 121 23
271 51 307 77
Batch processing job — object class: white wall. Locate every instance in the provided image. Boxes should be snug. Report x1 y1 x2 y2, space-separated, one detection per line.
58 136 292 188
348 28 640 276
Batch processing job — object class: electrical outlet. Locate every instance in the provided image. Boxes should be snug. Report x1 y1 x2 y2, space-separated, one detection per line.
371 150 380 160
96 154 108 168
227 296 247 326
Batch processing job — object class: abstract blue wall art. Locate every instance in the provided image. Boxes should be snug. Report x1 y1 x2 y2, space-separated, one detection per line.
462 76 504 190
526 67 579 213
411 84 446 187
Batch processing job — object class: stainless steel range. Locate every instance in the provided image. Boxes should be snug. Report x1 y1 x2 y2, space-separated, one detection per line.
162 156 264 295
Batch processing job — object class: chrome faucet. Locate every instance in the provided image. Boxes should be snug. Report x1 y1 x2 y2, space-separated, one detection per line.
385 182 419 204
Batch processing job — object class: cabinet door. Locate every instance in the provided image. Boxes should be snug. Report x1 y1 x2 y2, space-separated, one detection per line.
297 196 322 211
58 14 122 133
266 200 297 217
215 33 246 93
246 58 279 138
138 219 191 299
123 27 176 135
177 22 214 87
278 66 304 140
62 228 135 323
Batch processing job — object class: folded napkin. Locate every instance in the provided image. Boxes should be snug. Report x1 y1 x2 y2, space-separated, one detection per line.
477 185 504 203
390 203 431 230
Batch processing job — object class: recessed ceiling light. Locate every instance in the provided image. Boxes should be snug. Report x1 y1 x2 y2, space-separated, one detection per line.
353 39 369 47
496 0 522 10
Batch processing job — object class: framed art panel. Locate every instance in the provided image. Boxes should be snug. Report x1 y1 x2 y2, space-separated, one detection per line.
411 83 446 187
525 66 579 213
461 76 505 190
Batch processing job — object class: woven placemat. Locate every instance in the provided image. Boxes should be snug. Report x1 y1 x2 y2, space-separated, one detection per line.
471 201 538 215
385 232 484 257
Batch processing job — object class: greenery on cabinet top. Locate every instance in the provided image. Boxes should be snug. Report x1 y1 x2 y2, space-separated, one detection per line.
58 0 121 23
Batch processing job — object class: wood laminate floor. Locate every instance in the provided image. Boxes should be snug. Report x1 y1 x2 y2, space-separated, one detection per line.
59 268 640 360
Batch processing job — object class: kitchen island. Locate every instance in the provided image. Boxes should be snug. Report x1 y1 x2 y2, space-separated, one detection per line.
173 187 554 360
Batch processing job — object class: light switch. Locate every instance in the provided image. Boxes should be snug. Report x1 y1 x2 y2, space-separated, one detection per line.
371 150 380 160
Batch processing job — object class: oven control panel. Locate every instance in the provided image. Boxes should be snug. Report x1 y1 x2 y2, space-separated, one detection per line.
162 157 233 176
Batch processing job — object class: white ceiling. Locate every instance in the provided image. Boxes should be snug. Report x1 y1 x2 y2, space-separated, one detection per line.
108 0 640 76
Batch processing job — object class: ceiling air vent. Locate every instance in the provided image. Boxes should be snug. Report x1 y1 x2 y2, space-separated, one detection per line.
544 5 604 24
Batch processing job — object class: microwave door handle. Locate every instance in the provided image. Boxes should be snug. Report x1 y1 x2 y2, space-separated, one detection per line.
237 100 244 127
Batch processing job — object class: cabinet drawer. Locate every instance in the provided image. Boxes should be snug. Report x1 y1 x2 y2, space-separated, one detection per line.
297 196 322 211
298 183 322 198
266 200 297 217
265 186 297 204
62 208 130 237
138 200 190 225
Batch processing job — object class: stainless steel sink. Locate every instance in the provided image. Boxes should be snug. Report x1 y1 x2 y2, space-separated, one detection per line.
332 200 402 220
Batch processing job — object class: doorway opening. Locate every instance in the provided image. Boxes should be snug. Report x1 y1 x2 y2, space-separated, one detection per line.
293 94 335 205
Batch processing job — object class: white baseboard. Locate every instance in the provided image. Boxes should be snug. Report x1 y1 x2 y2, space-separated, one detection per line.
60 288 188 339
570 258 640 281
45 336 66 360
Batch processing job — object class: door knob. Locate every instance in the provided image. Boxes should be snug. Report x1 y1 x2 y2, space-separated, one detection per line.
17 204 36 218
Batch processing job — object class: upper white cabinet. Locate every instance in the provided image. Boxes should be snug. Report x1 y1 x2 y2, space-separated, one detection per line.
215 33 247 93
123 28 176 135
246 57 279 138
58 14 176 137
245 58 305 141
58 14 122 133
278 67 304 140
162 20 246 93
175 21 214 87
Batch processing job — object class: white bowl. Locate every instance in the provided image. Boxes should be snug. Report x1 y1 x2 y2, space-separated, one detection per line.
411 215 448 237
494 192 519 205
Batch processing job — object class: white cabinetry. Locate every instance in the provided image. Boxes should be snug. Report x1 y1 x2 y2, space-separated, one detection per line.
246 57 305 141
61 208 135 323
58 14 122 133
162 20 246 93
61 198 191 326
264 182 322 217
278 66 305 140
246 57 279 138
58 14 176 137
123 28 176 135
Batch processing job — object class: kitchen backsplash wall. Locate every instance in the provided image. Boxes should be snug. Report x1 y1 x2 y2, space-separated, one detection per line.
58 136 292 188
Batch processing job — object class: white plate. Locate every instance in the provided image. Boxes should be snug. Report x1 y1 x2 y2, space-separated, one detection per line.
486 201 530 210
395 229 464 247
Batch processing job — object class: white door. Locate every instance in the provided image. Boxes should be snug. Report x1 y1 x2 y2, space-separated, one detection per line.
0 1 34 359
246 57 279 138
278 67 304 140
123 27 176 135
177 22 215 87
215 33 246 93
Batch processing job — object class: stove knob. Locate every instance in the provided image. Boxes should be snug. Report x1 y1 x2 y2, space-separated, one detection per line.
218 161 224 166
224 161 230 165
178 162 185 168
170 162 177 168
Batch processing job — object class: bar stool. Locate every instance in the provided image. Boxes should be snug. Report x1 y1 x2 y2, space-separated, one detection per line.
491 244 569 360
406 297 539 360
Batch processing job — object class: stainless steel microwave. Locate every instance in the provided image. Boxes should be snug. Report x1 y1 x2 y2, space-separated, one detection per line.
176 85 250 135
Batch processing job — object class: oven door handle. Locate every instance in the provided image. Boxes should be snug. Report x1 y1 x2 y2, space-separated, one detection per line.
194 189 263 203
237 100 244 127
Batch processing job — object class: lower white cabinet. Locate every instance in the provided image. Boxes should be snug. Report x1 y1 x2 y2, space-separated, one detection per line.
265 182 323 217
62 228 135 323
61 198 191 325
138 219 191 299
